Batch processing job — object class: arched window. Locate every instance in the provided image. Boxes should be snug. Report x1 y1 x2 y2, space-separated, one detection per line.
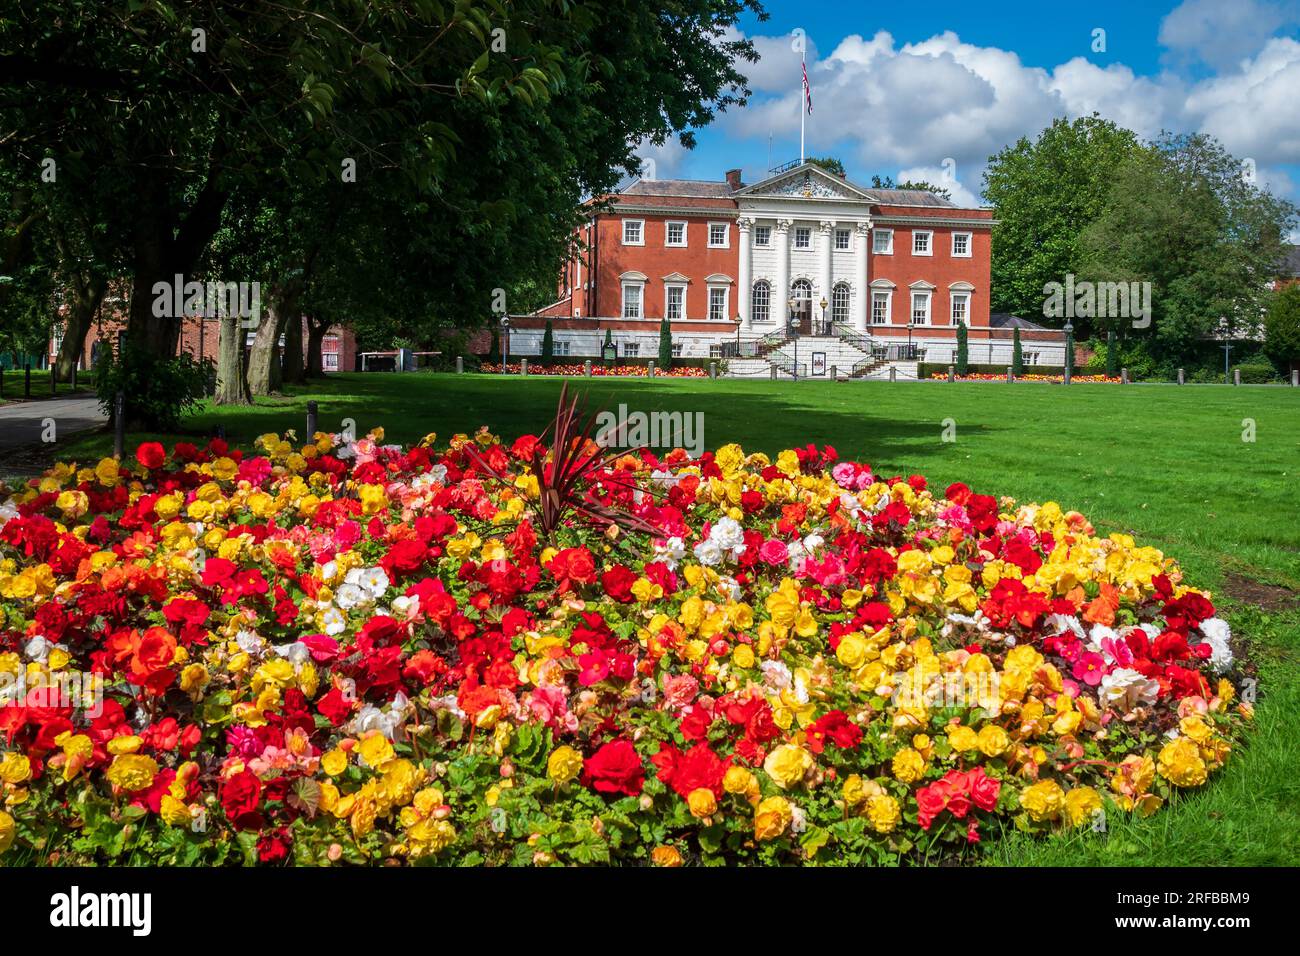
751 280 771 323
790 278 813 309
831 282 851 325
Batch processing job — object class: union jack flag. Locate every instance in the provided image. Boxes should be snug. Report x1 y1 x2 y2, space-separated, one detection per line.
802 60 813 114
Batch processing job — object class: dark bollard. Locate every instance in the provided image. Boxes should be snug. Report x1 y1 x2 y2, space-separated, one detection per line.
24 363 31 398
113 391 125 460
50 366 57 394
0 368 5 398
70 365 77 389
306 400 318 439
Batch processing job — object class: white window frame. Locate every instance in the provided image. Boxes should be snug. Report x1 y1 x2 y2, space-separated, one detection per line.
872 229 894 255
554 340 572 357
754 225 771 247
794 226 812 249
707 285 729 322
751 280 771 323
665 220 687 247
831 283 851 324
621 282 644 319
871 290 892 325
951 231 972 258
623 342 640 358
664 283 687 321
834 228 851 251
707 222 730 248
671 342 684 358
622 219 644 246
910 290 931 325
950 292 970 325
912 230 933 256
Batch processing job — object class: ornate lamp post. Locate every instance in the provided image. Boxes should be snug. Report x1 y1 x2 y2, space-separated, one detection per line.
819 296 829 335
499 315 510 374
906 321 914 359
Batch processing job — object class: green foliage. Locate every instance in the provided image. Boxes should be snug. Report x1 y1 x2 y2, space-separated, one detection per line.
94 343 213 431
955 321 969 374
657 317 673 370
1105 332 1119 377
488 326 501 364
1264 286 1300 371
541 319 555 367
807 156 846 178
983 115 1147 328
1011 327 1023 375
1232 361 1280 384
1077 133 1296 359
870 174 952 201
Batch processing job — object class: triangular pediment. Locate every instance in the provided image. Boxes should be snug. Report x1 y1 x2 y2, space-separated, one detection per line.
736 162 874 202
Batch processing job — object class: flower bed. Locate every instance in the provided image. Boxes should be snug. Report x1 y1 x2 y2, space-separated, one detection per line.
929 372 1123 383
0 427 1250 866
481 362 708 377
925 371 1128 382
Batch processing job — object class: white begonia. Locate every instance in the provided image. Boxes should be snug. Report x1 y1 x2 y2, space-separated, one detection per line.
333 582 367 611
761 660 792 691
350 692 411 744
656 536 687 570
321 607 347 636
272 641 311 668
1099 668 1160 712
235 630 264 656
692 537 724 567
0 498 19 531
355 566 390 599
711 516 745 554
1195 618 1234 674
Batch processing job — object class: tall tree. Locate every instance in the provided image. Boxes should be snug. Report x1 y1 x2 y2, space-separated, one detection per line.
983 115 1146 327
1077 133 1296 358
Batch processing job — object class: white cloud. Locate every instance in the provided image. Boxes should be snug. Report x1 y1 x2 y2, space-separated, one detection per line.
1159 0 1298 70
719 12 1300 204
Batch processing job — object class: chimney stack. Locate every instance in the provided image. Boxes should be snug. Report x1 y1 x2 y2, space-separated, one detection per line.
725 168 743 190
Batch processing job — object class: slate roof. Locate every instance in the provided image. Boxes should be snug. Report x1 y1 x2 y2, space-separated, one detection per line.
618 179 736 199
989 313 1051 330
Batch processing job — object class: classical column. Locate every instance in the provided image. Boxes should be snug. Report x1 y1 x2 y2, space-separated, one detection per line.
853 221 870 332
818 220 835 333
737 216 754 331
774 219 792 329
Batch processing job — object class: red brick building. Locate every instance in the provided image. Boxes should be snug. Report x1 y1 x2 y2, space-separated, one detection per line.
508 161 1067 377
51 298 358 374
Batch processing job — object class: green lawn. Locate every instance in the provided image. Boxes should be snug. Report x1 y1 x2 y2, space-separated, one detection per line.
53 372 1300 865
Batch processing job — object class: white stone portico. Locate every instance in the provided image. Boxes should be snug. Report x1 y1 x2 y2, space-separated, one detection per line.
735 164 875 333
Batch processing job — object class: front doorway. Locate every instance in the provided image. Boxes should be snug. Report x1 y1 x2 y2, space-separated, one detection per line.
789 279 813 336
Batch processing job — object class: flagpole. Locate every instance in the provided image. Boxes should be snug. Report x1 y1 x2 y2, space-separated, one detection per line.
800 52 805 162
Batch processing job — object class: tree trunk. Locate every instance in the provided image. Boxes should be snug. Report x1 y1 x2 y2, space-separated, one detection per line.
282 313 305 384
55 274 106 381
246 293 290 397
214 313 251 405
305 317 329 378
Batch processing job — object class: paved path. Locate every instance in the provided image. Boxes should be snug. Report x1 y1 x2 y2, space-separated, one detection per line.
0 395 106 450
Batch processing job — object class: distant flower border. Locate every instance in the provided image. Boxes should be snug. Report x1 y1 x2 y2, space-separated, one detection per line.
930 373 1122 384
482 363 708 378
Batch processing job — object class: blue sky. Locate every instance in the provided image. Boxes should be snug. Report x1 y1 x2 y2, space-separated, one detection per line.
641 0 1300 211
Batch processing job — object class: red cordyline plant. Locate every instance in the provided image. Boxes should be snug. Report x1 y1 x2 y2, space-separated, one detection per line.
463 382 662 543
